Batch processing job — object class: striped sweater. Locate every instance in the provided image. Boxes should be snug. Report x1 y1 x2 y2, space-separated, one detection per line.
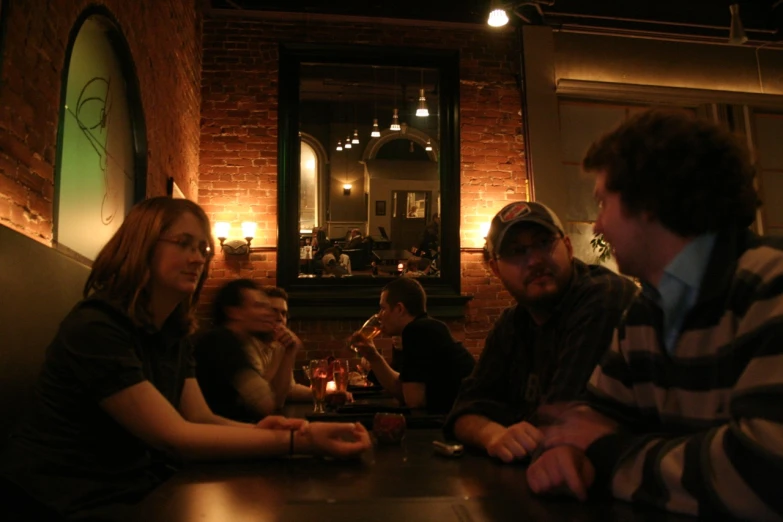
585 228 783 520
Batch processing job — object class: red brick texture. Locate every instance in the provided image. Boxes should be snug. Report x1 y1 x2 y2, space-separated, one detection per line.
0 0 202 243
200 13 525 358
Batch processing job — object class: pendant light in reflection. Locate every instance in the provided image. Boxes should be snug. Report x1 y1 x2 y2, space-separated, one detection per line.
390 108 401 131
344 136 352 149
416 70 429 117
390 68 401 131
425 139 433 151
336 139 343 151
371 118 381 138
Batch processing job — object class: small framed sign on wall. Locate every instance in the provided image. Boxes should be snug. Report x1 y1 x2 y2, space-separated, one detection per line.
375 200 386 216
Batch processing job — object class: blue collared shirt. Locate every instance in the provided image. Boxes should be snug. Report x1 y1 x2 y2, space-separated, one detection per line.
642 233 716 354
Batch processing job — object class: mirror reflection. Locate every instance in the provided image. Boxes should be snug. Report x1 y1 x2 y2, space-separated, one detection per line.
298 63 441 279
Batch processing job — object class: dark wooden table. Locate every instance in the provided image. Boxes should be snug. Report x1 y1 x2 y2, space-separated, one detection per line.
135 402 698 522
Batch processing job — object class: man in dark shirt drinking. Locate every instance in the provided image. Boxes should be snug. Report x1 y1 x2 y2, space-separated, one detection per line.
350 278 475 414
443 201 637 463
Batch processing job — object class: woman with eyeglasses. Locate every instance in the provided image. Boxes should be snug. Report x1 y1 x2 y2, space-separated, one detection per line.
0 197 370 521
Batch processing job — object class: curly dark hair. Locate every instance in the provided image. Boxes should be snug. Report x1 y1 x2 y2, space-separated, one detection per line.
582 110 760 236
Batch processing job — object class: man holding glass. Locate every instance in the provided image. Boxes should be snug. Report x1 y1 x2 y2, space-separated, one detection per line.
443 201 637 463
350 278 475 414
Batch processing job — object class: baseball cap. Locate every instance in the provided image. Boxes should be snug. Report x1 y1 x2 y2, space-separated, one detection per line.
485 201 565 257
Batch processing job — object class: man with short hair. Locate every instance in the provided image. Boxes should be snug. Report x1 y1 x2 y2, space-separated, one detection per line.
261 286 313 401
444 201 638 463
350 278 475 414
527 110 783 520
193 279 302 420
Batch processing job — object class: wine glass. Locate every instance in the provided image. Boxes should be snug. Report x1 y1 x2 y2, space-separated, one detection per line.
309 359 329 413
350 314 383 353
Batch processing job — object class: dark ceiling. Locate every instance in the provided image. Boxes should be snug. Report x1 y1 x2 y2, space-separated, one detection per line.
210 0 782 41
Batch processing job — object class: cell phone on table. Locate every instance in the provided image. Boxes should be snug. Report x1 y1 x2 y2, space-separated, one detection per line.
432 440 464 457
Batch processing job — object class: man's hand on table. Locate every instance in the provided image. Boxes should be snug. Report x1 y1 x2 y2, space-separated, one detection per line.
484 421 543 463
526 445 595 501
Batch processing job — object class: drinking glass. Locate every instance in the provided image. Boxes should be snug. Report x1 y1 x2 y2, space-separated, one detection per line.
332 358 350 393
309 359 329 413
350 314 383 353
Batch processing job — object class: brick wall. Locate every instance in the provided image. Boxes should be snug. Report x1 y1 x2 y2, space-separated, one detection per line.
0 0 202 244
200 13 524 360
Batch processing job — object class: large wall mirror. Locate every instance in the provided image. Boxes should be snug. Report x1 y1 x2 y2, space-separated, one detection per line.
278 45 466 316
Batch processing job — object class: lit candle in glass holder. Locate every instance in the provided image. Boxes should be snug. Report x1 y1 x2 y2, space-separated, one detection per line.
326 381 337 394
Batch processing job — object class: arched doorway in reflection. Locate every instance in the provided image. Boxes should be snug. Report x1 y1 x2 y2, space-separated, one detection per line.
299 132 328 233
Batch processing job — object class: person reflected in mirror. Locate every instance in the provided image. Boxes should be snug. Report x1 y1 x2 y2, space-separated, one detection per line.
416 214 440 261
444 201 638 464
345 228 364 250
310 227 329 261
321 246 349 277
0 198 371 522
527 111 783 520
349 278 475 414
403 256 436 277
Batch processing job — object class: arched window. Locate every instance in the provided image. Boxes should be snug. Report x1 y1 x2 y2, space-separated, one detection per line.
55 8 146 261
300 141 318 230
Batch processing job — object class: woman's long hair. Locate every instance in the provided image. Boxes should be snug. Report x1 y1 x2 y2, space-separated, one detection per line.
84 197 214 333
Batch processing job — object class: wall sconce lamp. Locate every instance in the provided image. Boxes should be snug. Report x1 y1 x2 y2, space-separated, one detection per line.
343 183 352 196
480 222 491 240
215 221 256 255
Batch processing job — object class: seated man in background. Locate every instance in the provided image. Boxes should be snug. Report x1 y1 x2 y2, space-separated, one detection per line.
444 201 638 463
345 228 364 250
262 286 313 401
351 278 475 414
193 279 301 420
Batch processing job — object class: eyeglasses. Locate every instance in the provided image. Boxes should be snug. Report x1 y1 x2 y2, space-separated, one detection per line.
158 235 212 259
496 236 561 264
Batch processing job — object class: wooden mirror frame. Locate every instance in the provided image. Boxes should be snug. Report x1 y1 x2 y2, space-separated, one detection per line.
277 43 470 318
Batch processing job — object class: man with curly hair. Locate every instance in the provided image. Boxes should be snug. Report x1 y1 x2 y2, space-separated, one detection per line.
528 110 783 521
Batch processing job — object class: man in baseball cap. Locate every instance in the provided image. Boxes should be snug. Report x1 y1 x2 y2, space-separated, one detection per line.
444 200 637 464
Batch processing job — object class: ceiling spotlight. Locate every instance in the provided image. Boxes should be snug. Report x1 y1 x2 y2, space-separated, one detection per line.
487 0 509 27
